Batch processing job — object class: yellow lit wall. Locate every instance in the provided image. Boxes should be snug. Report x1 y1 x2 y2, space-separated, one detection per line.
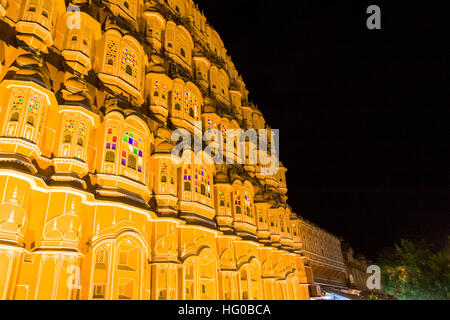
0 0 345 300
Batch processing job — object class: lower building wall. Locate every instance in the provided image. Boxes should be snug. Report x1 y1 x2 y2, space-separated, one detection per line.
0 170 310 300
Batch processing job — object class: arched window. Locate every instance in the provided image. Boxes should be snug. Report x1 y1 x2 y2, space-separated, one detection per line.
72 36 77 41
106 40 118 67
200 184 206 196
127 154 137 170
96 248 107 267
195 165 211 198
10 112 19 122
279 215 285 232
234 190 241 214
64 134 72 143
243 192 253 217
183 164 192 190
173 88 182 111
121 48 137 78
124 1 129 9
77 137 84 147
184 92 199 121
121 131 144 172
105 151 115 163
153 81 166 100
219 192 225 207
125 64 133 76
26 115 35 127
180 48 186 58
161 162 168 183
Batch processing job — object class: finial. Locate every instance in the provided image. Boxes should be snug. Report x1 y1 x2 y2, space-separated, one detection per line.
11 187 19 204
70 199 76 213
8 210 15 223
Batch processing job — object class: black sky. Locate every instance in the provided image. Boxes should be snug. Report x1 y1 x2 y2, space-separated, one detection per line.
195 0 449 259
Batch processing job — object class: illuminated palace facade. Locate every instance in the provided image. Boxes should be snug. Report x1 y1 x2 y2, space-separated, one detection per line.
0 0 346 300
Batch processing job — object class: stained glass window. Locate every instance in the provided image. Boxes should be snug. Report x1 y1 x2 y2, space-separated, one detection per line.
106 40 118 61
195 165 211 198
219 192 225 206
154 81 166 99
258 209 264 222
182 164 191 181
106 127 118 152
78 121 87 137
234 191 241 206
121 48 137 78
161 162 168 183
221 125 227 143
65 120 75 133
244 192 253 217
207 119 216 129
279 215 285 232
12 95 25 110
28 95 39 115
173 88 182 110
122 131 144 172
185 92 199 120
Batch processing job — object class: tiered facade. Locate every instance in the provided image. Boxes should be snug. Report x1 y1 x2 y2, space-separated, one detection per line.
0 0 348 300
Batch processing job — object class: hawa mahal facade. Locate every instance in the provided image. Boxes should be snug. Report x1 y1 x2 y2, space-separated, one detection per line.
0 0 347 300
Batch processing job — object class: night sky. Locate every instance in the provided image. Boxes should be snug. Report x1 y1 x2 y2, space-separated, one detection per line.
195 0 449 259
